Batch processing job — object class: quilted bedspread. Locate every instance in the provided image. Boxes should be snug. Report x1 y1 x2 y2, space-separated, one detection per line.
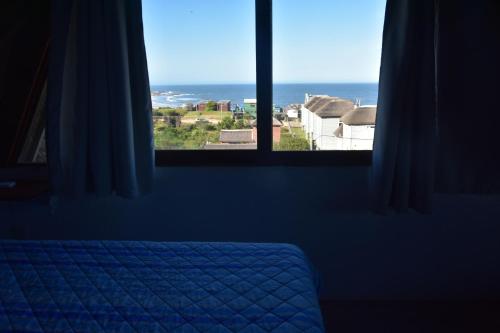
0 241 324 332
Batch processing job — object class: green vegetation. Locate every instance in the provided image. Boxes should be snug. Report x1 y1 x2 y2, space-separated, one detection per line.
183 111 233 120
154 124 219 150
153 109 252 150
206 101 217 111
274 127 310 151
154 107 188 117
218 117 252 130
234 119 248 129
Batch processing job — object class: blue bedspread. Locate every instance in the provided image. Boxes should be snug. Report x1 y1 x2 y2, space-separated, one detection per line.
0 241 324 332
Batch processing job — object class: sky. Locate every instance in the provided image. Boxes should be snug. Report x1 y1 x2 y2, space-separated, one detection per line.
142 0 387 85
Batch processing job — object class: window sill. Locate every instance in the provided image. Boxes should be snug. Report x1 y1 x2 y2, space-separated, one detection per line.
155 150 372 167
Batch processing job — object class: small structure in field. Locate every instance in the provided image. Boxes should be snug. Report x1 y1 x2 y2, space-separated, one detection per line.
217 100 231 112
243 98 257 118
204 129 257 150
196 101 217 112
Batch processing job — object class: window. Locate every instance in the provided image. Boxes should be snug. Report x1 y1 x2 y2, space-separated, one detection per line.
145 0 385 165
273 0 386 151
143 0 257 151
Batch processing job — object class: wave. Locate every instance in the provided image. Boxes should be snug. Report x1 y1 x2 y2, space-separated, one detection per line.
177 97 198 101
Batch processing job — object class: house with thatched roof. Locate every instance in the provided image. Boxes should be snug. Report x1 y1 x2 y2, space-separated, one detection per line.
301 94 355 150
301 94 331 140
219 130 255 144
337 106 377 150
203 129 257 150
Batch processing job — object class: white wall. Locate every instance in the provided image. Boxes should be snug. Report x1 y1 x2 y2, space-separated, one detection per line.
301 105 310 136
342 125 375 150
315 117 341 151
287 109 299 119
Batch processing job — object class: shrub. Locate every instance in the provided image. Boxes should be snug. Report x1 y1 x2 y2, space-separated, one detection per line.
219 117 235 130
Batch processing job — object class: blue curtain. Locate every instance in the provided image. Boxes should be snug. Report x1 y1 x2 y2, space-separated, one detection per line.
434 0 500 194
372 0 438 213
48 0 154 198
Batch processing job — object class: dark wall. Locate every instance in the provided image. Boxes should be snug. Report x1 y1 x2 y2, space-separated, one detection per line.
0 1 49 165
2 167 500 300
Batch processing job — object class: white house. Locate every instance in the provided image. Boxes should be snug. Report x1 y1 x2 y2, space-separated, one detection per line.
285 105 300 120
337 106 377 150
300 95 355 150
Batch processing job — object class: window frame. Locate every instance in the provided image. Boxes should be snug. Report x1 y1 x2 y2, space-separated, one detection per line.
154 0 373 167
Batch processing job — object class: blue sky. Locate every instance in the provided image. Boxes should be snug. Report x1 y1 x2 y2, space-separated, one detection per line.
142 0 386 85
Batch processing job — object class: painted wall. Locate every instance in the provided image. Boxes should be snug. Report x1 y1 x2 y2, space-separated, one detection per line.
2 166 500 301
315 117 340 150
342 125 375 150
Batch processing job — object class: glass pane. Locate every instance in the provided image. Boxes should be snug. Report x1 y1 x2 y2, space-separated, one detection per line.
143 0 257 150
273 0 386 151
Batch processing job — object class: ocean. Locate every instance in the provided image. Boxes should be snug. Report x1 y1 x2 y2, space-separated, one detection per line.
150 83 379 109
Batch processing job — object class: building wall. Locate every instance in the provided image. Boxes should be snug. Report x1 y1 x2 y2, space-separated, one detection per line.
313 114 323 149
197 103 207 112
251 126 281 143
306 109 314 138
301 106 310 135
273 126 281 144
316 118 341 151
305 112 312 148
287 109 299 119
217 102 231 112
244 103 257 118
342 125 375 150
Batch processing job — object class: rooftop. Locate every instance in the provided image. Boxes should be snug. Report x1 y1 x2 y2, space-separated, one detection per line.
204 143 257 150
219 129 255 144
305 96 355 118
341 106 377 125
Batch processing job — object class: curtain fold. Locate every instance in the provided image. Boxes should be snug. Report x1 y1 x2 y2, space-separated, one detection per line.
372 0 438 213
434 0 500 194
48 0 154 198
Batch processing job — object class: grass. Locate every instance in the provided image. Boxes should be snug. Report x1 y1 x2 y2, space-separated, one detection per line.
154 123 220 150
290 127 307 140
274 127 310 151
183 111 233 120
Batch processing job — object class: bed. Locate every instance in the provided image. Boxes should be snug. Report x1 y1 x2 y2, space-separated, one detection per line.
0 241 324 332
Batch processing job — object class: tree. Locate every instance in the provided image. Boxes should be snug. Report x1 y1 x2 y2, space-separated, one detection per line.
206 101 217 111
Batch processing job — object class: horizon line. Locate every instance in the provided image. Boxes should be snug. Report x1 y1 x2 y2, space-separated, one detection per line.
150 82 379 86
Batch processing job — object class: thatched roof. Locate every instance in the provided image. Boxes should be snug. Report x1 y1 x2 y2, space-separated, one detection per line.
304 96 328 110
318 101 354 118
341 106 377 125
304 96 355 118
219 130 254 143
